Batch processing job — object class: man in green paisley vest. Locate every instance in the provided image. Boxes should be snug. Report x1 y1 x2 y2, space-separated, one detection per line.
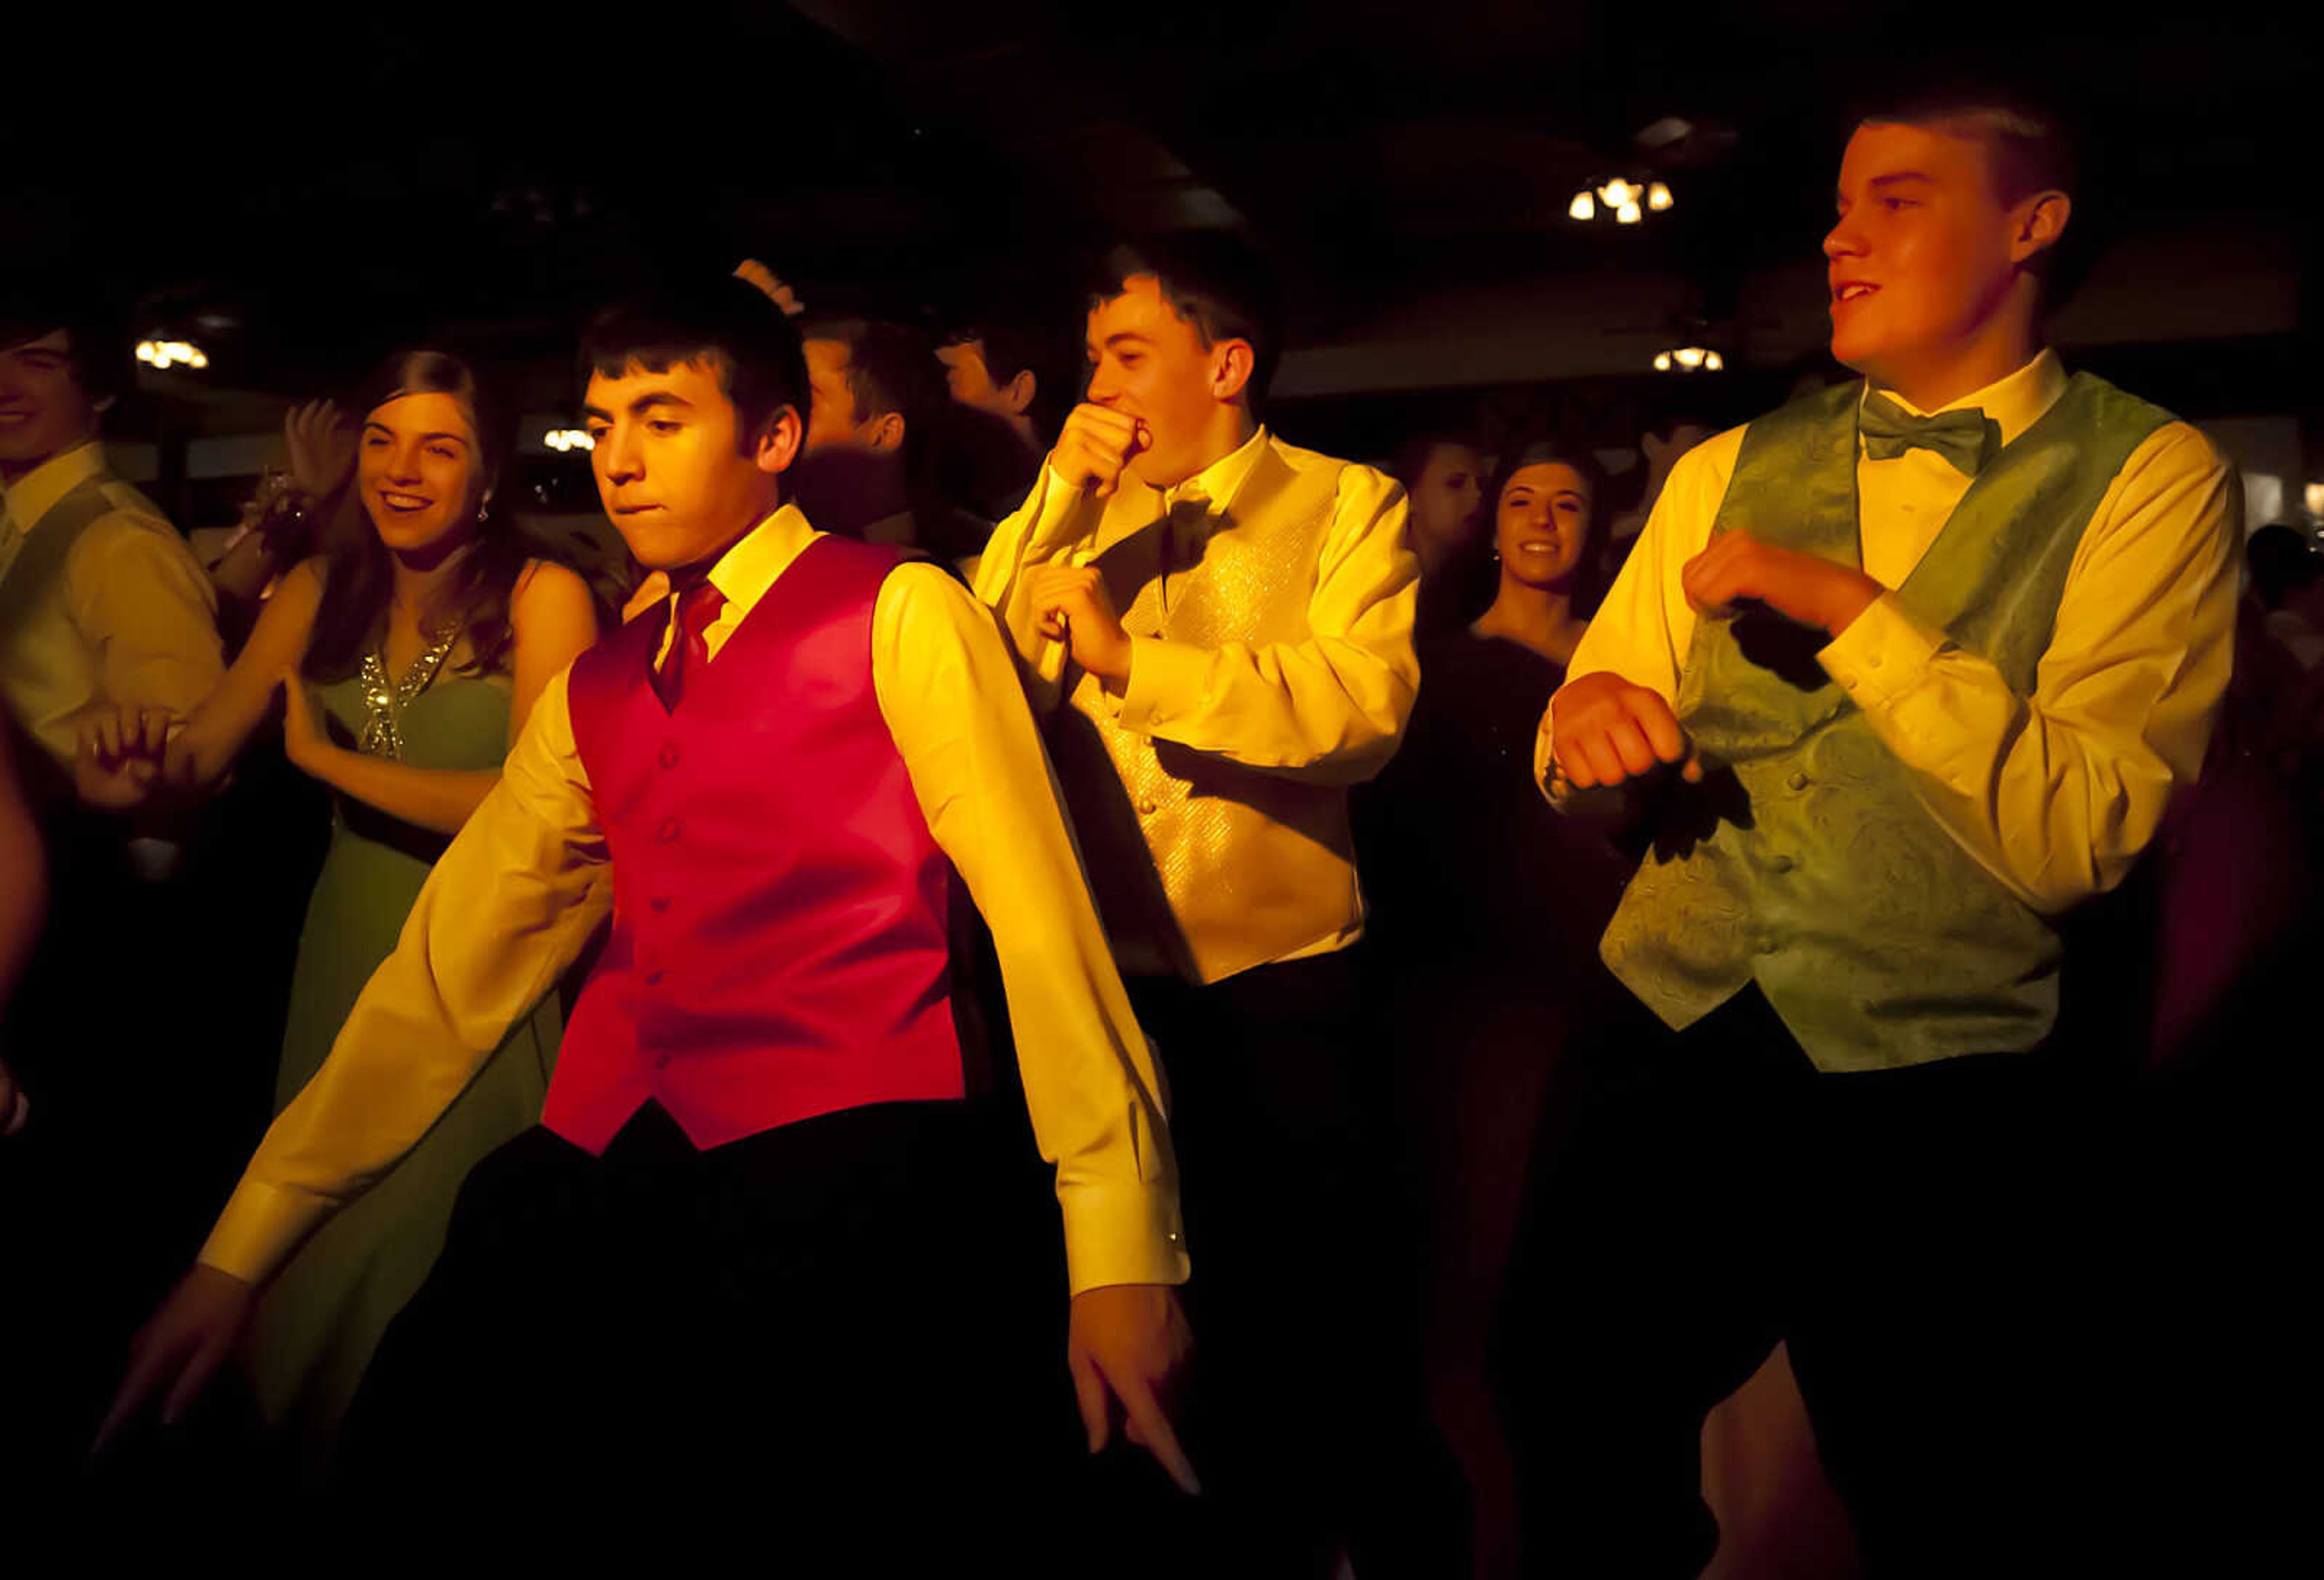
1497 88 2240 1576
977 235 1459 1574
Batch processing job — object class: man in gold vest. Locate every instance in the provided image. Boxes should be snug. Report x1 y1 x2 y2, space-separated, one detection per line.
976 235 1460 1575
1500 87 2240 1576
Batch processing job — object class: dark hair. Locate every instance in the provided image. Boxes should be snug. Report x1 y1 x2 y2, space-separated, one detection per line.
1388 431 1480 494
301 350 533 684
579 275 810 457
803 316 944 434
1482 434 1616 618
1092 234 1282 407
1849 79 2098 303
0 268 130 410
939 315 1071 438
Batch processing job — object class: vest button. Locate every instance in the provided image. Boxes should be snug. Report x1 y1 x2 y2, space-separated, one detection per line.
649 895 671 914
1786 771 1810 792
657 817 680 842
1769 854 1796 874
645 969 665 985
659 741 681 769
1138 797 1159 816
653 1053 672 1070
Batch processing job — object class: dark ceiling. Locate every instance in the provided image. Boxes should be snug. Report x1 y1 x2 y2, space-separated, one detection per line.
9 1 2314 419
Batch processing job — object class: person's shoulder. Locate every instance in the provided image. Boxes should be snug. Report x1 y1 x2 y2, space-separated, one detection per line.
513 557 595 611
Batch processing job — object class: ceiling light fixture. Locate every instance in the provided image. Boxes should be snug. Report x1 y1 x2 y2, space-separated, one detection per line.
543 428 596 453
137 339 207 371
1655 346 1724 373
1572 177 1673 223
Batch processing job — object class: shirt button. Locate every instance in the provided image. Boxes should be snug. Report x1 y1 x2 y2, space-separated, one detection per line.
659 741 681 769
657 817 680 842
653 1053 672 1070
645 969 665 986
649 895 672 914
1866 653 1883 669
1786 771 1810 792
1769 854 1796 874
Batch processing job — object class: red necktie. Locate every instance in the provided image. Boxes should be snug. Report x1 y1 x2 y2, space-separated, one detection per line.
652 579 726 709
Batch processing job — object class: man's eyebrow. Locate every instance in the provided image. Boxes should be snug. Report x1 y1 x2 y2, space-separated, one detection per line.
1868 171 1936 189
579 392 695 421
1094 332 1154 352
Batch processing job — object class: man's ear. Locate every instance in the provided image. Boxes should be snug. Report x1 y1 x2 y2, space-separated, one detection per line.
1210 339 1256 404
2009 189 2072 267
1001 368 1037 416
865 410 907 454
752 406 804 475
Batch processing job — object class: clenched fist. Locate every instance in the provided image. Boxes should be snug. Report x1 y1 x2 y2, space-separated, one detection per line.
1549 671 1699 792
1032 559 1134 691
1048 404 1149 500
1681 529 1882 635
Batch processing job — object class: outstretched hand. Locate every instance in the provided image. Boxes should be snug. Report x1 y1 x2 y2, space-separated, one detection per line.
1068 1282 1198 1495
93 1263 257 1455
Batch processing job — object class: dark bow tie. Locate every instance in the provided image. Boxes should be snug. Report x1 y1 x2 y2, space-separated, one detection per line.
1858 393 1998 477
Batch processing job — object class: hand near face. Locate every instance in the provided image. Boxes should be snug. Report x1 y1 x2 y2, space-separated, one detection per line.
1048 404 1149 500
283 398 358 499
1680 529 1883 635
1068 1282 1199 1496
1550 672 1699 792
1031 558 1133 691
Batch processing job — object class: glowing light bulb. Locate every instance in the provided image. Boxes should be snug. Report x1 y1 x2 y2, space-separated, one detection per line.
1599 178 1637 208
1655 352 1673 372
136 341 158 364
1648 182 1673 211
188 349 208 369
1675 347 1705 369
1704 350 1723 371
1569 191 1596 221
1617 201 1642 225
573 430 595 451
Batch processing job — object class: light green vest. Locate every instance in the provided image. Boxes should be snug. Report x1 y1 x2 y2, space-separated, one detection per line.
0 468 172 761
1601 373 2173 1072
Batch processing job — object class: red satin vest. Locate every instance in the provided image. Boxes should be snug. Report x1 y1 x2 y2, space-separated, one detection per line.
548 536 965 1153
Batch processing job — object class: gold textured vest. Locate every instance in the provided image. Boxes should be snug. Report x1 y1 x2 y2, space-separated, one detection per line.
1042 442 1370 983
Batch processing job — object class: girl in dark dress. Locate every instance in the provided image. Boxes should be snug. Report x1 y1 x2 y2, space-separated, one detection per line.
1357 434 1637 1575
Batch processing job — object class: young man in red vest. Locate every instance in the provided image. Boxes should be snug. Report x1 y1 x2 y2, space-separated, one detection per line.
103 277 1194 1557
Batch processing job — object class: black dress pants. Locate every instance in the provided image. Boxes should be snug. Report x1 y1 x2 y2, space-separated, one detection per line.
1111 949 1469 1578
1492 985 2145 1578
334 1098 1078 1568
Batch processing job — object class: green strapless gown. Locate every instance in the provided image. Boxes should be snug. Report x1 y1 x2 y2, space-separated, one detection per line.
243 664 560 1470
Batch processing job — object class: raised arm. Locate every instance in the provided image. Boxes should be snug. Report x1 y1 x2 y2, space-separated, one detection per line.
1813 423 2239 913
1107 464 1420 784
71 554 326 811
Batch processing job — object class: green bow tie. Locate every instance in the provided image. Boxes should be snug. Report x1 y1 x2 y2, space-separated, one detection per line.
1857 393 1998 476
